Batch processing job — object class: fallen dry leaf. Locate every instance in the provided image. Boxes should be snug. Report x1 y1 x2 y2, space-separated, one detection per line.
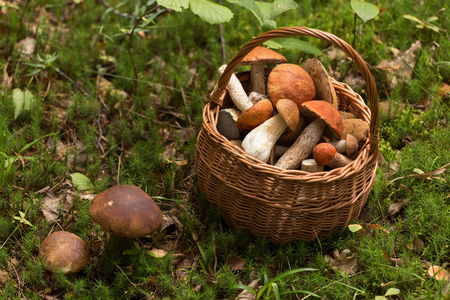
375 40 422 89
148 249 168 258
236 278 259 300
324 249 357 277
15 37 36 55
97 76 128 100
1 61 13 90
438 83 450 97
388 199 408 218
227 257 246 271
40 191 75 222
0 269 8 287
428 265 449 281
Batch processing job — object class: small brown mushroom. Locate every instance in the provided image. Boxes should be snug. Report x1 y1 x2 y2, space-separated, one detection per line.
267 63 316 107
329 133 359 158
242 99 300 163
275 100 343 170
39 231 89 274
302 58 338 109
89 185 163 253
240 47 287 94
313 143 353 168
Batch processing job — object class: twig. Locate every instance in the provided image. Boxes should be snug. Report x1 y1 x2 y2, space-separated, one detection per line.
217 0 227 63
53 67 90 97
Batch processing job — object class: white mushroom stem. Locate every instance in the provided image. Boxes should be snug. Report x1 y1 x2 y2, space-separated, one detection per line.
218 65 253 112
275 119 326 169
242 114 287 163
301 159 324 173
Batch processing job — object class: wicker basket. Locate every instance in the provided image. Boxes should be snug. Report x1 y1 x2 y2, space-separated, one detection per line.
195 27 379 244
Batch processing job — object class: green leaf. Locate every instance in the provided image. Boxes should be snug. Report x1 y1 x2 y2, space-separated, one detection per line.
231 284 257 295
374 297 387 300
351 0 379 23
348 224 363 232
228 0 263 25
190 0 233 24
70 173 95 192
270 0 298 19
12 88 34 119
254 1 272 21
385 288 400 296
276 38 322 55
157 0 189 11
263 40 283 49
262 19 277 31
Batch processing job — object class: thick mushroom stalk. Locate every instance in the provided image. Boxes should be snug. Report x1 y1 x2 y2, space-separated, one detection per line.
313 143 353 168
240 47 287 94
242 99 299 163
218 65 253 112
275 101 343 170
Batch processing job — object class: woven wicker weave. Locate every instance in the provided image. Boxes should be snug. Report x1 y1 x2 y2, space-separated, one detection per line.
195 27 379 244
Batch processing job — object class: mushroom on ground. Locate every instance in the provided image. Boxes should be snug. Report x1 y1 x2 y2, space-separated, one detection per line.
39 231 89 274
329 133 359 158
242 99 299 163
313 143 353 168
302 58 338 109
89 185 163 254
267 63 316 107
240 47 287 94
275 100 343 170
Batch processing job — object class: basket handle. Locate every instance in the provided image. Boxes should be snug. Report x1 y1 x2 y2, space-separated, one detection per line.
208 26 379 158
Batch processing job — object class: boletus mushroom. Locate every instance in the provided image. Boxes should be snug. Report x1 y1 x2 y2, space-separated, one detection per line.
240 47 287 94
313 143 353 169
267 63 316 107
39 231 89 274
89 185 163 254
242 99 299 163
301 58 338 109
275 100 343 170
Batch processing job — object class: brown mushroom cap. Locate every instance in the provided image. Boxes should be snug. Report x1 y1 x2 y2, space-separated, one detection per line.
313 143 337 166
89 185 163 238
301 58 338 109
240 47 287 65
39 231 89 274
342 118 370 143
267 63 316 107
275 98 300 132
299 100 343 140
236 99 273 131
